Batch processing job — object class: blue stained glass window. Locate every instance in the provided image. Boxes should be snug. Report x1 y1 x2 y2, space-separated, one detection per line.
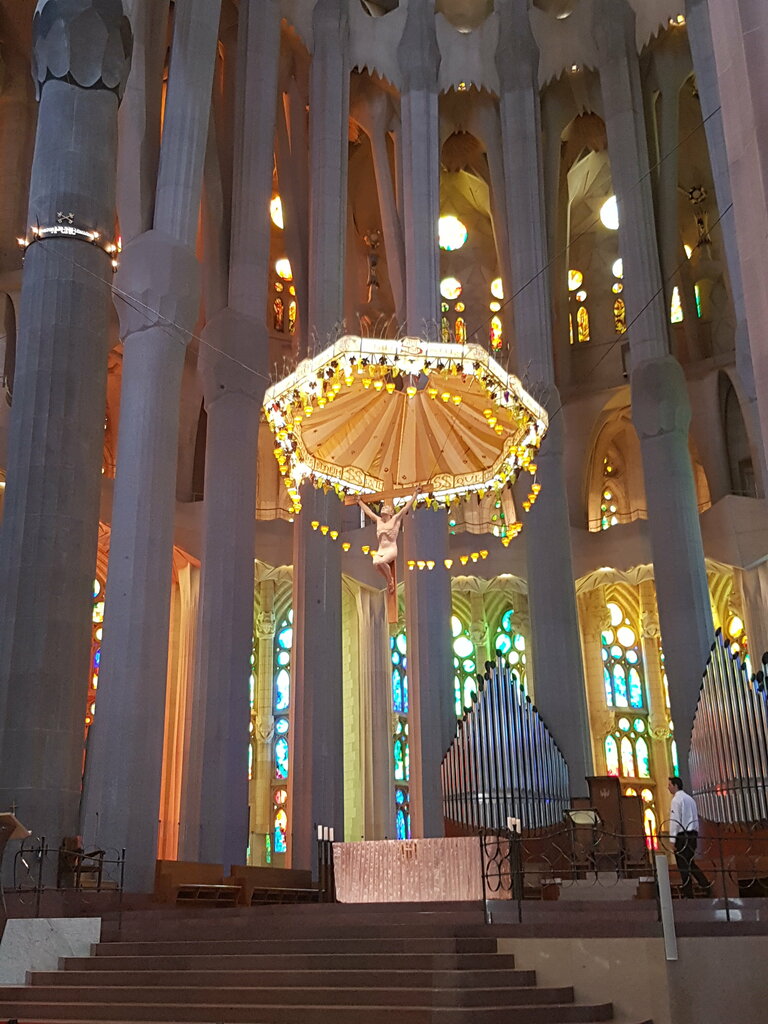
396 809 407 839
613 664 628 706
275 669 290 711
636 737 650 778
502 609 514 633
628 667 643 708
395 788 405 805
604 667 613 706
605 735 619 776
494 606 528 694
275 737 289 779
396 633 407 656
275 717 289 735
495 633 512 655
278 626 293 650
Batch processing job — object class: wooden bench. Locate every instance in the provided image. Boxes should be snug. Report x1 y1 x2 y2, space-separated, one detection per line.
175 883 241 908
250 885 319 905
154 860 226 904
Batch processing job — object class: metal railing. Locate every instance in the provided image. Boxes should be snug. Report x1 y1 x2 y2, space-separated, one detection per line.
2 837 125 919
480 821 768 926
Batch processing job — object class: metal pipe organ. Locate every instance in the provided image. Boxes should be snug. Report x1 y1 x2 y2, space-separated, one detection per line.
441 655 570 831
690 630 768 824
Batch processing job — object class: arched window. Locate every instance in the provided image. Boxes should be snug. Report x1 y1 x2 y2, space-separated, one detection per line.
273 295 285 332
568 270 591 345
452 615 477 716
669 286 684 324
613 298 627 334
493 606 528 694
604 717 652 780
455 317 467 344
272 611 293 855
577 305 590 343
601 601 645 709
720 375 757 497
489 316 503 350
391 629 410 838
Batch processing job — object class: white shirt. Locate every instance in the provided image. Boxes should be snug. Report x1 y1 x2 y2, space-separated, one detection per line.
670 789 700 835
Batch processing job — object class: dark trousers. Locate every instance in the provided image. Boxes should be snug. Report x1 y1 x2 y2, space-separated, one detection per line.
674 830 710 897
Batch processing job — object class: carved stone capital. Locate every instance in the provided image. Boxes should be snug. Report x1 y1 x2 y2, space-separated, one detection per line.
33 0 133 102
648 716 672 742
253 712 275 744
113 230 200 344
256 609 276 642
640 609 661 640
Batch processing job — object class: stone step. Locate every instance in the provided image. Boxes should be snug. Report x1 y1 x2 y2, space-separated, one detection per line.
93 936 497 956
35 967 537 989
0 1000 615 1022
107 919 490 941
63 951 517 972
2 984 576 1008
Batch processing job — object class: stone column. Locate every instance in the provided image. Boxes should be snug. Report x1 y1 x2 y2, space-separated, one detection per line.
80 0 221 892
685 0 766 490
249 582 276 865
289 0 349 870
638 582 674 826
0 2 131 852
495 0 591 793
592 0 713 783
397 0 455 836
180 0 280 870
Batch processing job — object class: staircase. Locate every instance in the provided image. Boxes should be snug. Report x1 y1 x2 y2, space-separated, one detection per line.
0 903 652 1023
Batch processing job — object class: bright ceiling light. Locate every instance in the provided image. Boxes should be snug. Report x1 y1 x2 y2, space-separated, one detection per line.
275 258 293 281
270 195 284 229
439 215 468 252
440 277 462 300
600 196 620 231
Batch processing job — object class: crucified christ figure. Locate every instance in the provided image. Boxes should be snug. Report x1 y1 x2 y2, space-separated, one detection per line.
357 495 416 595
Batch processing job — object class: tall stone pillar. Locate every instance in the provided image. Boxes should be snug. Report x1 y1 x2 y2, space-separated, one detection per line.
80 0 221 892
180 0 280 870
289 0 348 870
495 0 591 793
685 0 766 490
578 589 614 774
0 2 131 851
397 0 454 836
592 0 713 782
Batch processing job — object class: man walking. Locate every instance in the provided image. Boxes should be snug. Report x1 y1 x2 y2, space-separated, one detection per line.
668 776 712 898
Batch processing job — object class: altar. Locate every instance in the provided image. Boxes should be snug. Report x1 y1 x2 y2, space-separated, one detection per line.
331 836 483 903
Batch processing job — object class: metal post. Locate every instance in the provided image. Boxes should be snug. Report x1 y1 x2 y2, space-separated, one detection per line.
654 853 678 961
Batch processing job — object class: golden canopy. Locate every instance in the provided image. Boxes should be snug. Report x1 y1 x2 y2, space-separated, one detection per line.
264 336 548 515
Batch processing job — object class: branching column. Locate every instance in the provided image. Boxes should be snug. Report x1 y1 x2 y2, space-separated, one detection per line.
592 0 713 782
0 1 131 851
180 0 280 869
495 0 591 793
397 0 455 836
80 0 221 891
686 0 766 490
289 0 348 870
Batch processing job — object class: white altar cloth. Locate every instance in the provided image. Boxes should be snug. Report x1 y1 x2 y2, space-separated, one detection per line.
332 836 483 903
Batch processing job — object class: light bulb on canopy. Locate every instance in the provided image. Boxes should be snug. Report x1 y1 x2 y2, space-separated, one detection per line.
264 335 548 518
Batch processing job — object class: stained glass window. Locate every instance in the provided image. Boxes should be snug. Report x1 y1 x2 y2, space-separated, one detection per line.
490 316 503 350
455 317 467 344
577 306 590 343
614 298 627 334
272 610 293 855
273 296 284 332
288 300 297 334
494 607 528 694
391 628 410 837
452 615 477 716
605 735 620 776
604 708 652 781
601 602 645 709
670 286 684 323
86 578 104 740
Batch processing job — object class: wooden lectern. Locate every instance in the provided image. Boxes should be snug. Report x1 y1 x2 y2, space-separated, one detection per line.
0 813 31 913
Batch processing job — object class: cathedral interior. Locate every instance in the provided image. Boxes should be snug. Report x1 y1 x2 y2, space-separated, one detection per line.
1 0 767 914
